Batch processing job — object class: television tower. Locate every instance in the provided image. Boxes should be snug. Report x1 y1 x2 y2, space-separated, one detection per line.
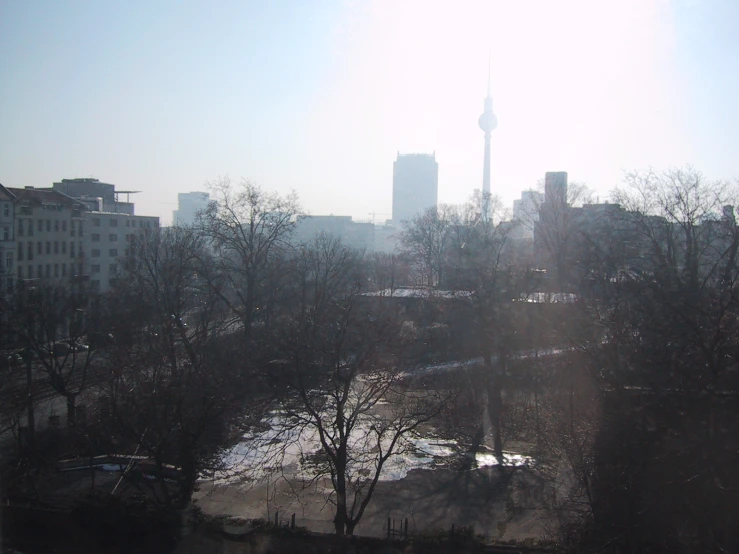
478 57 498 195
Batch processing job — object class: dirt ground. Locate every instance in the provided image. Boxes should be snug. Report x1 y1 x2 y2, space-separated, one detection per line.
193 465 552 541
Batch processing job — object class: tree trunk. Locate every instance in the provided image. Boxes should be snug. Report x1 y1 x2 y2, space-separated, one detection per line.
66 394 76 428
334 451 348 535
25 359 35 451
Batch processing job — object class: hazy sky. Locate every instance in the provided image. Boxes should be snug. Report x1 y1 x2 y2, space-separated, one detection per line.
1 0 738 224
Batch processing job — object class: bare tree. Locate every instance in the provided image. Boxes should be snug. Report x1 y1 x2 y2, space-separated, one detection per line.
532 179 594 291
399 204 456 287
7 281 94 428
93 226 256 507
265 235 451 535
198 177 301 341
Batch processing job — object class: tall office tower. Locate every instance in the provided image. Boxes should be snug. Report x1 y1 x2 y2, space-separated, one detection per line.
513 190 545 239
478 60 498 196
392 153 438 225
173 192 210 226
544 171 568 207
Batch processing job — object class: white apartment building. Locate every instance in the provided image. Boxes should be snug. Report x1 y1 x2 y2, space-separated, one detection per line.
86 212 159 293
7 186 88 286
0 185 15 292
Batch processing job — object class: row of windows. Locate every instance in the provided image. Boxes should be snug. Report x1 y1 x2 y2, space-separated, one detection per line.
16 219 83 236
17 262 82 280
17 241 83 261
90 249 121 258
91 217 155 229
90 233 143 243
90 263 118 274
91 233 122 242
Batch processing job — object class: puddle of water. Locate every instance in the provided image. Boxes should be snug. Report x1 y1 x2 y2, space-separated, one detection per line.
210 413 533 485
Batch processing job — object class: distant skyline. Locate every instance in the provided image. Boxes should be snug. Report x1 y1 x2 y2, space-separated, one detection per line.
1 0 738 224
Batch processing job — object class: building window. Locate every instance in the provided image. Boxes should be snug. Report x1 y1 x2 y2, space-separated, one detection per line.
92 218 100 227
45 242 50 255
54 241 59 254
91 264 100 273
61 263 66 277
71 221 76 236
91 280 100 291
124 248 129 256
45 265 51 278
110 218 118 227
2 226 7 241
62 221 67 232
38 219 43 232
71 242 76 258
126 220 130 227
37 242 41 255
17 265 23 279
92 234 100 242
79 221 84 237
54 263 59 277
109 234 118 242
4 251 11 270
17 220 23 237
28 220 33 236
27 242 33 261
62 241 66 254
46 220 51 232
109 249 118 257
2 203 8 217
54 220 59 232
92 249 100 258
17 242 23 261
37 265 41 278
109 263 117 275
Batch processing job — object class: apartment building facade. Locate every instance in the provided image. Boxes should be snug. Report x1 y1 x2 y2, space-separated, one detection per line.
0 185 15 292
87 212 158 292
6 186 88 286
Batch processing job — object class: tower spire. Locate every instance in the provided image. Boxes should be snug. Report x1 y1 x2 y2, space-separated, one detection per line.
487 51 491 96
478 57 498 196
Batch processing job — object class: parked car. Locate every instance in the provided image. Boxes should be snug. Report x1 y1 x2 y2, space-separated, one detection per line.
52 340 90 357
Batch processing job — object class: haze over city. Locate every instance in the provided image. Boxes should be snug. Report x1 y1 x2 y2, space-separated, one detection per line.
2 0 738 224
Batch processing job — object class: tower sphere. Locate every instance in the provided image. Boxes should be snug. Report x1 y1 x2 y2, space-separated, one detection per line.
478 111 498 132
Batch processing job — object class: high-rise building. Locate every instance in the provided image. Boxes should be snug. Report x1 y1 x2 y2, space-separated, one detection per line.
513 190 544 239
173 192 210 226
544 171 568 207
392 153 438 225
478 60 498 196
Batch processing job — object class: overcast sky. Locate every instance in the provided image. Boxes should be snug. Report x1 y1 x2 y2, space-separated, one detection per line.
1 0 738 224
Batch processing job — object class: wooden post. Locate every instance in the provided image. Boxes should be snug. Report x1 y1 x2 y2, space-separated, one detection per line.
291 513 295 529
404 518 408 537
274 511 278 526
387 517 391 539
